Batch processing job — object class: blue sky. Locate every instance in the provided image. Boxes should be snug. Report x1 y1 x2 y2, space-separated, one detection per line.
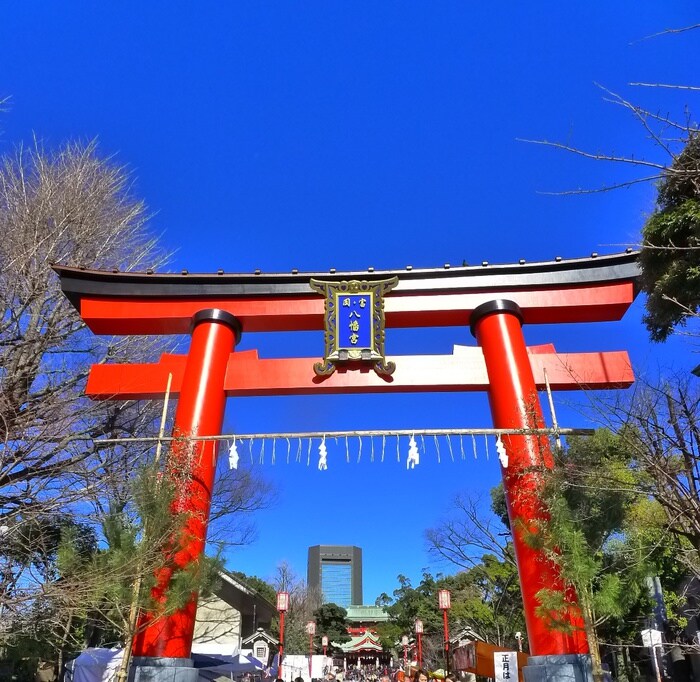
2 3 698 604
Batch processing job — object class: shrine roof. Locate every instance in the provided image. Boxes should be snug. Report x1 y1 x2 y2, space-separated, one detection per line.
53 250 640 309
345 605 390 622
339 631 384 653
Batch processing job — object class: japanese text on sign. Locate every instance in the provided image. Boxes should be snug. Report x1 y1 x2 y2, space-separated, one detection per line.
337 294 371 349
494 651 518 682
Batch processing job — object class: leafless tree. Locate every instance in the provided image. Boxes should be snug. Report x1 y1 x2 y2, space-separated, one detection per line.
425 493 527 649
0 139 168 525
0 139 274 679
0 140 170 641
208 464 277 550
518 20 700 188
518 81 698 198
519 25 700 341
425 492 515 571
580 376 700 583
271 562 321 655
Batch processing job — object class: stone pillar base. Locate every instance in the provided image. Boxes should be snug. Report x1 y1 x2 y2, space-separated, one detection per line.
522 654 594 682
128 657 198 682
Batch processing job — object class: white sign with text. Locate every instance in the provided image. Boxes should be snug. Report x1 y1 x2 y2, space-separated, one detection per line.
494 651 518 682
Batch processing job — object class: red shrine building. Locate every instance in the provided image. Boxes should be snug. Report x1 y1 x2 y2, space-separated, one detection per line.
341 606 392 667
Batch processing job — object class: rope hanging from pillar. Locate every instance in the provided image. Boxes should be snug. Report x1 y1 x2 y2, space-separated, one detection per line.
95 426 592 472
222 432 552 471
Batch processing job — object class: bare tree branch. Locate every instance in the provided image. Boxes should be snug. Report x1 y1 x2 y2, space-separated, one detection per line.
630 82 700 92
631 23 700 44
516 137 669 170
535 174 665 196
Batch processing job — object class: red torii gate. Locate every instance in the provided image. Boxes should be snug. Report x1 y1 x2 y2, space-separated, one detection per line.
53 251 638 680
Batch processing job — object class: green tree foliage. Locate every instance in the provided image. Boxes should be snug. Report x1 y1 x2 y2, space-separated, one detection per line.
375 592 392 608
453 553 524 648
1 514 96 586
373 620 402 654
534 375 700 679
2 463 224 681
588 377 700 658
641 135 700 340
387 573 441 634
384 573 445 670
312 603 350 652
425 492 525 649
229 571 277 606
534 430 666 682
383 567 524 669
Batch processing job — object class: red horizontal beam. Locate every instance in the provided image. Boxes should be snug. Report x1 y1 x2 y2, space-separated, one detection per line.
86 346 633 399
79 282 635 335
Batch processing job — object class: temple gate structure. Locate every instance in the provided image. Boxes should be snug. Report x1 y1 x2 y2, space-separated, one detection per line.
53 250 639 682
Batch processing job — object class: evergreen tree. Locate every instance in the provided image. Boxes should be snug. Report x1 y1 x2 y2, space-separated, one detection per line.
313 603 350 652
641 135 700 340
533 430 667 682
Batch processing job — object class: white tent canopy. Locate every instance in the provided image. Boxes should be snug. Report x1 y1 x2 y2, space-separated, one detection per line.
65 649 265 682
64 648 123 682
197 653 266 681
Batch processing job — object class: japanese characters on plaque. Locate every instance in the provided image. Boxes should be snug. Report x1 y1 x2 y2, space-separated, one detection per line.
310 277 398 377
337 294 371 349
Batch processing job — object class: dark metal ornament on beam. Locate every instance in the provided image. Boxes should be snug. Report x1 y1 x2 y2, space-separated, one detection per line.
310 277 397 376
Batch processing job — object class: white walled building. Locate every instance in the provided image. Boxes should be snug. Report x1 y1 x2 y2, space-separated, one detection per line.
192 571 276 657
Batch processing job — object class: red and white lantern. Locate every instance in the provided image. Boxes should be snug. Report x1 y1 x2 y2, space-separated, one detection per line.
276 592 289 612
438 589 451 610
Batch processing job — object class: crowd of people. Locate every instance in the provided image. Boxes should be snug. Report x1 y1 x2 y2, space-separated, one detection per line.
278 659 465 682
292 667 459 682
325 669 457 682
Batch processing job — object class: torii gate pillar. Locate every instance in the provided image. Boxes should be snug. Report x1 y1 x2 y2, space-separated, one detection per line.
132 309 240 677
472 300 592 679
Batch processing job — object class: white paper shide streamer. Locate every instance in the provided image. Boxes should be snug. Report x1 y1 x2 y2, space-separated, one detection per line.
161 428 576 472
406 435 420 469
496 435 508 469
318 437 328 470
228 438 239 470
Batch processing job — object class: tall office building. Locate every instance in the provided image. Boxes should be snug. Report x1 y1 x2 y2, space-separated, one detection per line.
307 545 363 608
